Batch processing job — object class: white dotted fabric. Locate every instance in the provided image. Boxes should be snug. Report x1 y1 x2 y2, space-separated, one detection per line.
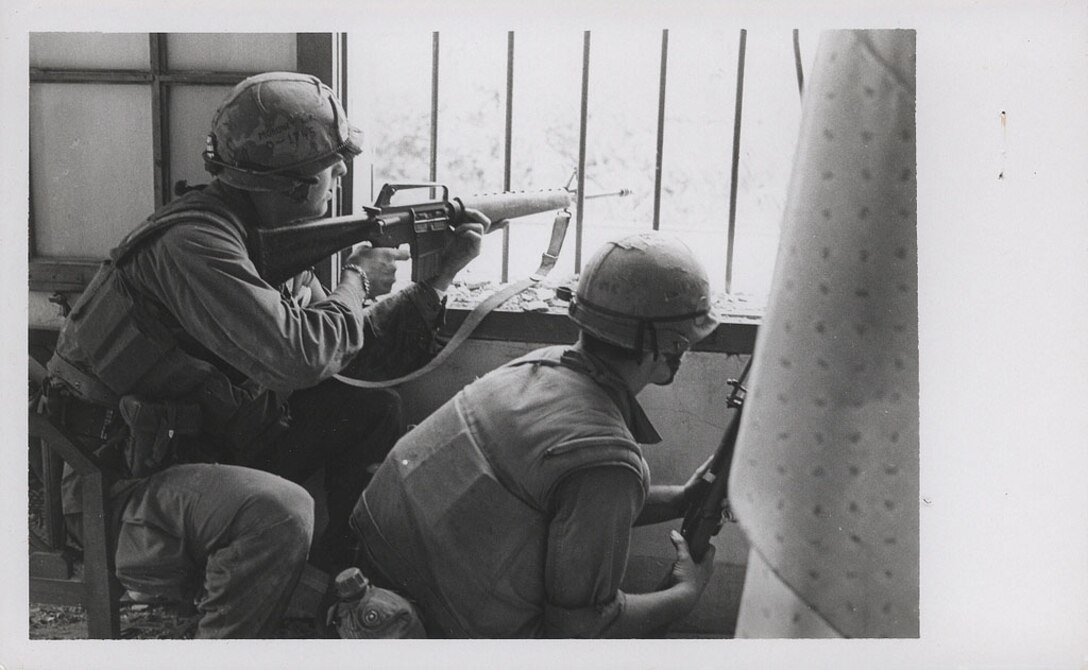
735 548 839 638
730 30 918 638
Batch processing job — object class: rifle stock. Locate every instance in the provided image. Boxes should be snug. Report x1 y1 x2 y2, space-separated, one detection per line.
645 361 749 638
681 359 750 558
249 184 571 285
680 405 743 562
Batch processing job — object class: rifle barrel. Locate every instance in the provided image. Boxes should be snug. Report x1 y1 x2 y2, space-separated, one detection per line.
581 188 632 200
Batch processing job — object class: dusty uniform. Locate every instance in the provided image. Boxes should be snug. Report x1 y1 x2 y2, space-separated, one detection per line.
352 345 659 638
46 181 445 637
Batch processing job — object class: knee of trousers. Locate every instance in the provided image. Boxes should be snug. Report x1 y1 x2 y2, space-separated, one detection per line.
239 477 316 563
372 388 404 416
356 388 404 424
371 388 406 432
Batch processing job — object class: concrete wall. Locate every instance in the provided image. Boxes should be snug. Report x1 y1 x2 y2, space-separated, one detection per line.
394 339 751 636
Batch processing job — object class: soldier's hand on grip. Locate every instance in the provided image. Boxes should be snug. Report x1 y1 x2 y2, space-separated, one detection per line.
668 529 716 599
431 208 488 290
345 245 410 297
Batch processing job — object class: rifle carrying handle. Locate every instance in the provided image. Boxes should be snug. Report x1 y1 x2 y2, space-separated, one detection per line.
374 183 449 208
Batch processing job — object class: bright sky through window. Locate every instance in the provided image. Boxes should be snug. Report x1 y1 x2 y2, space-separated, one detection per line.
350 28 820 308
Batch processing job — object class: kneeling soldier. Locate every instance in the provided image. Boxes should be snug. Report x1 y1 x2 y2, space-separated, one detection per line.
351 232 720 638
42 72 484 637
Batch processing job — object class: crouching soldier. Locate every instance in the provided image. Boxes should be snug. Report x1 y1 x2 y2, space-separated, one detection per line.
350 232 721 638
41 71 484 637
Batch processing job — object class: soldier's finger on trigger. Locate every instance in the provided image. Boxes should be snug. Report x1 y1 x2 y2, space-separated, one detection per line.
457 222 485 235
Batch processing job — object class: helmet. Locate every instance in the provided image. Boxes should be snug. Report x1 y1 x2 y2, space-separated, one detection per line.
202 71 363 193
569 232 719 356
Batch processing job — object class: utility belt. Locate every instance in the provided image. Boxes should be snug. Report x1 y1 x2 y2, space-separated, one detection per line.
47 384 123 442
43 367 208 480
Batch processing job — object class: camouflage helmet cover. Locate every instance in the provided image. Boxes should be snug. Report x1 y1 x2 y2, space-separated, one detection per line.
569 232 719 356
203 72 363 192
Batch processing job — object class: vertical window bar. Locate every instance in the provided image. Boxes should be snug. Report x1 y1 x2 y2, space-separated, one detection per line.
28 172 37 259
337 32 353 216
793 29 804 97
652 29 669 231
301 33 346 214
332 36 347 295
298 33 343 287
149 33 169 207
430 31 440 183
575 30 591 273
502 31 515 283
725 28 747 294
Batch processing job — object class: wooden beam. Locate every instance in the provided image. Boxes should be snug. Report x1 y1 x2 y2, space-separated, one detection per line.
29 69 258 85
157 71 256 85
29 69 152 84
80 471 122 639
149 34 169 207
30 577 86 607
29 259 101 293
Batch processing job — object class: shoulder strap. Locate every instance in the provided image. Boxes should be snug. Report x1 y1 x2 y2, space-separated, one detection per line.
333 209 572 389
111 195 246 266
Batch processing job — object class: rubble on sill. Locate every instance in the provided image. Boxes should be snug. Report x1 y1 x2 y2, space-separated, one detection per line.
443 276 765 322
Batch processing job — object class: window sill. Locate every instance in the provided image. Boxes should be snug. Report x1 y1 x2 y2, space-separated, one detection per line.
442 306 757 354
440 280 761 354
28 263 762 354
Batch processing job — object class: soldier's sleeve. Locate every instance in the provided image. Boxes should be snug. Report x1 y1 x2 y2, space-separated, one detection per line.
336 282 447 381
541 466 645 638
137 221 368 392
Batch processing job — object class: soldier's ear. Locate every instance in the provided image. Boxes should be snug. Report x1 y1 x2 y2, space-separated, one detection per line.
287 180 314 203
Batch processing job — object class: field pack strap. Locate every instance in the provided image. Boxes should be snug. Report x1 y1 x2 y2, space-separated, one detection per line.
333 209 571 389
46 352 120 407
112 206 244 266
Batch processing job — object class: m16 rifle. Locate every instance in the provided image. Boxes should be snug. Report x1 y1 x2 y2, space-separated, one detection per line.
648 357 750 637
678 356 751 562
250 182 572 285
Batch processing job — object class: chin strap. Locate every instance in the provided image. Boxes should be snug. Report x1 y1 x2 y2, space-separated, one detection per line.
332 209 572 389
287 177 320 203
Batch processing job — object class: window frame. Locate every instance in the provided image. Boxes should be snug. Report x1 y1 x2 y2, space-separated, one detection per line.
27 31 761 355
27 33 347 292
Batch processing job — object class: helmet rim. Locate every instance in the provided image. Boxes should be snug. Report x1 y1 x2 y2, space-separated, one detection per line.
568 232 719 355
202 71 362 192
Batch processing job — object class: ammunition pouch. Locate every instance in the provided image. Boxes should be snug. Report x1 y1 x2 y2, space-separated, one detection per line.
66 264 178 397
39 378 128 477
41 376 214 480
44 195 289 478
118 395 203 479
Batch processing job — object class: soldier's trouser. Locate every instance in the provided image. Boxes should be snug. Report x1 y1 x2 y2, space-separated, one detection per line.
247 380 405 572
114 463 314 638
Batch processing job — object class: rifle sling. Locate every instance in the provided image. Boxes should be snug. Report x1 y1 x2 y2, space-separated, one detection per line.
332 210 572 389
